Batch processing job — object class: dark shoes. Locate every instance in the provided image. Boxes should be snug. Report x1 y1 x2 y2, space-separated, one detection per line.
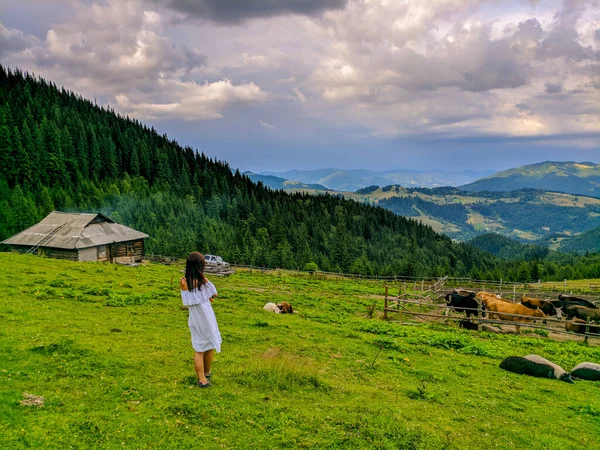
205 372 212 379
197 380 210 388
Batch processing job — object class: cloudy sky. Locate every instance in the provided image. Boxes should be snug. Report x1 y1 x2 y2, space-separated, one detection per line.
1 0 599 172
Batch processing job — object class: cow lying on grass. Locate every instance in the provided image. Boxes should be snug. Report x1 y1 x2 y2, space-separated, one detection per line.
565 318 600 335
263 302 295 314
571 362 600 381
500 355 573 383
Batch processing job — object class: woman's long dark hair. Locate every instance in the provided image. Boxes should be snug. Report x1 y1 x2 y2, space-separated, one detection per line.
185 252 207 292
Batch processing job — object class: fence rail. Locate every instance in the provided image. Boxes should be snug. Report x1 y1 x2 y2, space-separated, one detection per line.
144 254 600 302
383 293 600 343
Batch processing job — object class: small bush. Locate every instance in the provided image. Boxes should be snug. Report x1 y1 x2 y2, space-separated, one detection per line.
303 262 318 273
105 293 150 307
85 286 112 296
366 301 377 318
48 278 71 288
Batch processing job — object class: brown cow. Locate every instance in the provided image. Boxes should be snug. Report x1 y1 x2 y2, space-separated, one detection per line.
566 318 600 335
477 292 546 333
476 291 502 304
521 296 557 316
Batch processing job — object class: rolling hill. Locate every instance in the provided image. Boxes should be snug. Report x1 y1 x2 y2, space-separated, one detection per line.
286 185 600 243
243 172 329 191
461 161 600 197
468 233 550 261
261 168 493 192
552 226 600 254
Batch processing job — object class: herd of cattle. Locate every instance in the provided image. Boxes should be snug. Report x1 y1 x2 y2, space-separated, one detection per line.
445 290 600 335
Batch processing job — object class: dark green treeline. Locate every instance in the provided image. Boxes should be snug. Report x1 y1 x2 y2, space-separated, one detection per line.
0 65 494 277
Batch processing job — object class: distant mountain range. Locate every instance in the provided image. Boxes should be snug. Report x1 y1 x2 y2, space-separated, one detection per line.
461 161 600 197
243 172 329 191
258 168 494 192
281 185 600 243
248 161 600 248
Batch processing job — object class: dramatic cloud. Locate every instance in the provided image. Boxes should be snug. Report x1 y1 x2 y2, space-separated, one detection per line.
1 0 268 120
151 0 349 24
300 0 600 138
1 0 598 170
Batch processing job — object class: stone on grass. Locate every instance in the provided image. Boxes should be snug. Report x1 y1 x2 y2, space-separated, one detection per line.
20 393 45 407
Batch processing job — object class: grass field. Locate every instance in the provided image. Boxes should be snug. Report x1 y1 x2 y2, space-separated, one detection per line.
1 253 600 449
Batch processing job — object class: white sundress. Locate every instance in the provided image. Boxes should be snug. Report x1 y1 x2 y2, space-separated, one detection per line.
181 280 222 353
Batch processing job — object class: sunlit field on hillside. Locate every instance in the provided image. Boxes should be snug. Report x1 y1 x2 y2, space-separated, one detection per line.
1 253 599 449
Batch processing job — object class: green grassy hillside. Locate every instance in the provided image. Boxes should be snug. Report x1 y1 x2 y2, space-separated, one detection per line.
557 226 600 254
468 234 549 261
462 161 600 197
292 185 600 242
1 253 599 449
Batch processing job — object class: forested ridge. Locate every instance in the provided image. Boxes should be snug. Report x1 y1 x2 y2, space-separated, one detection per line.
3 66 600 281
0 65 503 277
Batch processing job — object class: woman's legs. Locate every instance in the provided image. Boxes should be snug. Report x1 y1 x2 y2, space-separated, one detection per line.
194 351 208 384
203 349 213 376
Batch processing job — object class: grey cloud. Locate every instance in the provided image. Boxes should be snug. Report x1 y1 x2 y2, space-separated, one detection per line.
511 18 544 41
537 0 595 61
545 83 562 94
459 39 528 92
154 0 349 24
0 23 40 57
515 103 532 112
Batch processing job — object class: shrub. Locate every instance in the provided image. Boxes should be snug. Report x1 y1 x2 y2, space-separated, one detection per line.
303 262 318 273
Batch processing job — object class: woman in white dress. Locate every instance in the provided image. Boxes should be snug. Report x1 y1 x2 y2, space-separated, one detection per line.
180 252 222 388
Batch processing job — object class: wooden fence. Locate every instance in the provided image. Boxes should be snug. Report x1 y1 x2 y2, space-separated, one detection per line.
144 254 600 298
382 283 600 344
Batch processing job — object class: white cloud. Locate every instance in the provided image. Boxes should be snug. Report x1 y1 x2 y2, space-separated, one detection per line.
116 79 267 120
1 0 268 121
260 120 276 129
299 0 600 138
1 0 598 143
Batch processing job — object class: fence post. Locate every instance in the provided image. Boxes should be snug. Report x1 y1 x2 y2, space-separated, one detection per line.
384 283 389 320
584 317 590 345
564 279 567 293
477 298 481 332
500 278 502 292
513 284 516 301
421 280 424 292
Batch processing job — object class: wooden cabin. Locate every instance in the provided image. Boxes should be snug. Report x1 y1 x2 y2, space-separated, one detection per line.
1 211 148 263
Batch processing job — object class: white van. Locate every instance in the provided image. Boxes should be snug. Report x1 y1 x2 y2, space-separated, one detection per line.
205 254 230 268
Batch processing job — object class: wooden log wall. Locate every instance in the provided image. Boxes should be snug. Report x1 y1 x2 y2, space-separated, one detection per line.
110 240 144 262
41 247 79 261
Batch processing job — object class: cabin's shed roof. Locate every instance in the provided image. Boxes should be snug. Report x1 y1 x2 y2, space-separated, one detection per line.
1 211 148 250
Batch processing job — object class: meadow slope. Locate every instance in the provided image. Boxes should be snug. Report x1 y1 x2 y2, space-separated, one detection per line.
1 253 599 449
